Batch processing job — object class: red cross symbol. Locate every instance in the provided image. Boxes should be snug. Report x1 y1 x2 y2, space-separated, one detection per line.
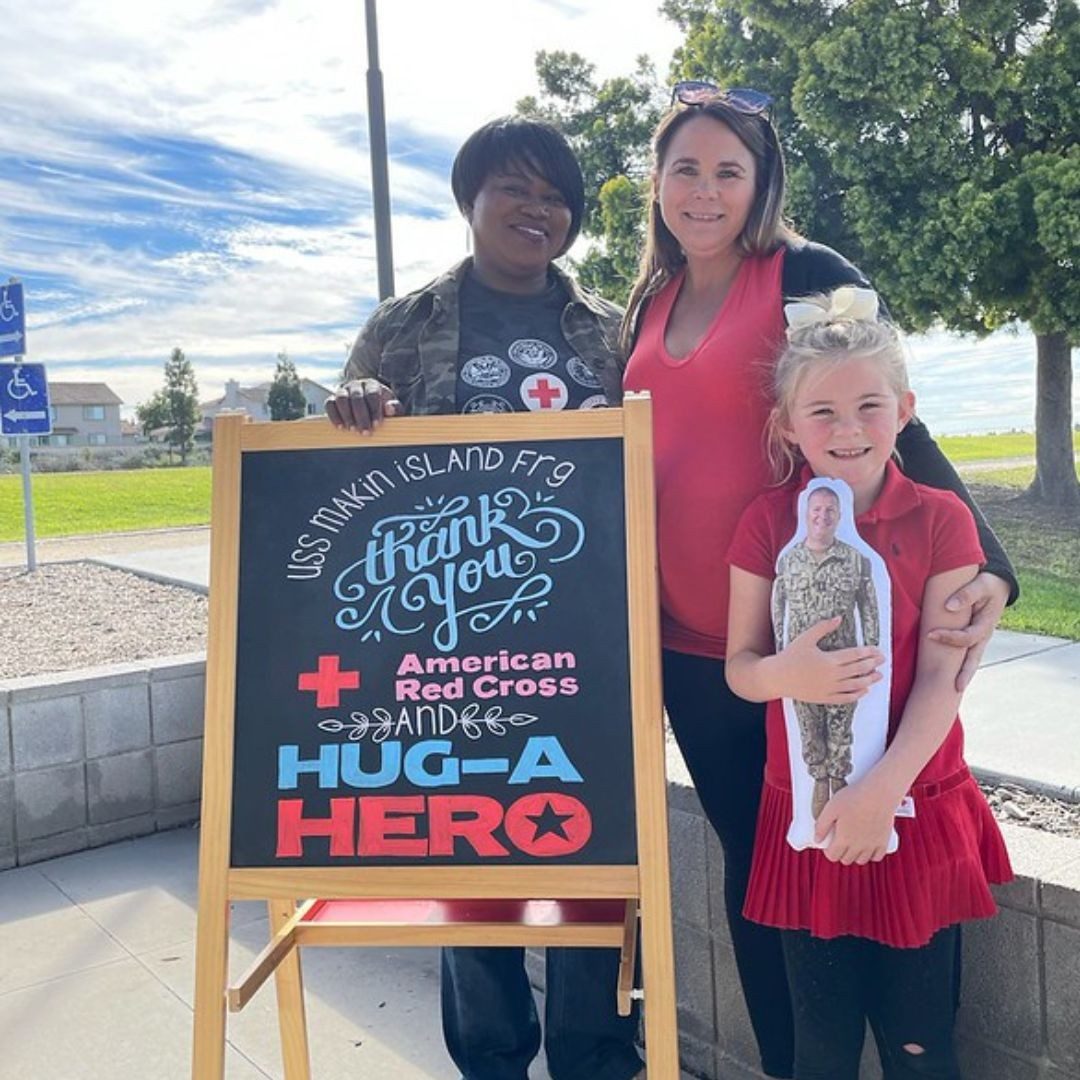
525 375 565 410
297 655 360 708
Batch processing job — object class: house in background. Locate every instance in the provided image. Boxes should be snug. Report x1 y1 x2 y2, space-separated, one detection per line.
199 377 333 434
120 419 142 443
5 382 124 449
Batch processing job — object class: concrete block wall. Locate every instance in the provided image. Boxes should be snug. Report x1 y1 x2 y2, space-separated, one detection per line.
667 760 1080 1080
4 650 1080 1077
0 654 205 867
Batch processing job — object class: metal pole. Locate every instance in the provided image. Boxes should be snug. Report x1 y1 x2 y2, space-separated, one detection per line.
364 0 395 300
19 433 36 571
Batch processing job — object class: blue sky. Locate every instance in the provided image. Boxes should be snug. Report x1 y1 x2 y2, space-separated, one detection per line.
2 0 1071 432
3 0 680 412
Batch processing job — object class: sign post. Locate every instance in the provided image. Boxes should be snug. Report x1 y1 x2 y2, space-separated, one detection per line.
192 400 677 1079
0 281 47 571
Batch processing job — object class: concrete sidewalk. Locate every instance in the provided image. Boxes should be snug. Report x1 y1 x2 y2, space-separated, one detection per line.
0 828 471 1079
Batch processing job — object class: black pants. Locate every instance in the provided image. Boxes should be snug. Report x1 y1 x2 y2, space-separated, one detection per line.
662 649 794 1079
781 926 962 1080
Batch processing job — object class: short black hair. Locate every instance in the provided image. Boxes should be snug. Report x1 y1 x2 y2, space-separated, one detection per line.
450 117 585 253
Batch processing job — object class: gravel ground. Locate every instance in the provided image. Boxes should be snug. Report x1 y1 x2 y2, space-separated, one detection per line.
3 561 1078 840
0 562 207 678
981 782 1080 839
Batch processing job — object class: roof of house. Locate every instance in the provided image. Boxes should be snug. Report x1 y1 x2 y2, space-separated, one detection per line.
48 382 123 406
250 378 333 396
201 386 268 410
201 377 332 410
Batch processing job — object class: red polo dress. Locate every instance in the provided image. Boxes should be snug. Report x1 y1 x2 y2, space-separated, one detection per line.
728 463 1013 947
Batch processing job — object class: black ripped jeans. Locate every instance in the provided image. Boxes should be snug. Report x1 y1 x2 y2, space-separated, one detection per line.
781 925 962 1080
662 649 795 1079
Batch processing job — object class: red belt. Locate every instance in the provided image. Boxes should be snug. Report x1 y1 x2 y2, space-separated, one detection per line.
765 765 972 801
909 766 971 799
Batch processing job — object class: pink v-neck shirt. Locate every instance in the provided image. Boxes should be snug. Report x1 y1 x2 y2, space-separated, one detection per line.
624 250 786 658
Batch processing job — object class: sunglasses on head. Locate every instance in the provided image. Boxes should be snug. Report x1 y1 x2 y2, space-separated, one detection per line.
670 80 773 117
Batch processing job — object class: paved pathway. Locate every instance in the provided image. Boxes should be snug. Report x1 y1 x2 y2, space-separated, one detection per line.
0 525 209 567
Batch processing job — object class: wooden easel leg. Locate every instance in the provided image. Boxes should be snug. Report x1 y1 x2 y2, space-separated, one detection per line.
192 891 229 1080
616 901 639 1017
270 900 312 1080
640 897 680 1079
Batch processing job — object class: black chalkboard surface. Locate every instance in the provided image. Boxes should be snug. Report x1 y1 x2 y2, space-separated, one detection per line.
230 435 637 869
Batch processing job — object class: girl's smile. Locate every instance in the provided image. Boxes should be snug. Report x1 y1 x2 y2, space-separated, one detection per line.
784 355 916 513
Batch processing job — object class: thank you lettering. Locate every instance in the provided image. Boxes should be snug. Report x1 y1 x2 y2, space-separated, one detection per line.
230 437 637 868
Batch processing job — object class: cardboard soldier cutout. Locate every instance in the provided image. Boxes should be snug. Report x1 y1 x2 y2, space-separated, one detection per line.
771 478 897 852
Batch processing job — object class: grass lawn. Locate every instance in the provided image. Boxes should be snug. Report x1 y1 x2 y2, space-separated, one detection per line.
0 467 211 541
3 456 1077 641
939 430 1080 462
959 465 1080 640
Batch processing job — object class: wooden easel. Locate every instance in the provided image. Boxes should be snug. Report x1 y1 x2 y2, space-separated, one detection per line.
192 397 677 1078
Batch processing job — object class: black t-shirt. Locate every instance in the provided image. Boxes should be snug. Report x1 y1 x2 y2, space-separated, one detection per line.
455 271 607 414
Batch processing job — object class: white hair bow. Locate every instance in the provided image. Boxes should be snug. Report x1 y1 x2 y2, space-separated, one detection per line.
784 286 880 338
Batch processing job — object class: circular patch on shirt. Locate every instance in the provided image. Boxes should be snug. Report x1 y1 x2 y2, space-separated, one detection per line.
508 338 558 370
460 354 511 388
462 393 514 414
578 394 608 410
566 356 601 389
520 372 569 412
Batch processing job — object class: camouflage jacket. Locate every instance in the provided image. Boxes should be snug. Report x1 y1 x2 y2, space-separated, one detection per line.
772 539 881 651
340 259 626 415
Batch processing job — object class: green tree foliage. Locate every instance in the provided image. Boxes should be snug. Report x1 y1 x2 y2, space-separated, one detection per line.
267 351 307 421
164 347 199 463
135 391 169 439
518 52 666 303
677 0 1080 506
139 347 199 464
528 0 1080 505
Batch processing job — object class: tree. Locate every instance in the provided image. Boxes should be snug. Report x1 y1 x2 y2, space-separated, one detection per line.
163 347 199 463
137 348 199 463
529 0 1080 506
267 351 307 421
518 52 666 303
135 391 169 439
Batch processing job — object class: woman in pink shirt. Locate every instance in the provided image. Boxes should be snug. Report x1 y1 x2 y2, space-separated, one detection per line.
622 83 1015 1079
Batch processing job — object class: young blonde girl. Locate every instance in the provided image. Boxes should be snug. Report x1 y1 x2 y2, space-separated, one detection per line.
725 290 1012 1079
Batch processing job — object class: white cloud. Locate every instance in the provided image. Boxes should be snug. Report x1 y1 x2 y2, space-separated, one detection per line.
5 0 681 410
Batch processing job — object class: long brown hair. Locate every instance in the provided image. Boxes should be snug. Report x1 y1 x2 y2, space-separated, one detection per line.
621 98 793 354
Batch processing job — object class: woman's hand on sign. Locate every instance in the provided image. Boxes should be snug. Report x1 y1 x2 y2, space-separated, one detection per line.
326 379 401 433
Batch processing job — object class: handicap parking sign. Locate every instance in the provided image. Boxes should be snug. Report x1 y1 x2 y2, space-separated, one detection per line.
0 362 51 436
0 283 27 358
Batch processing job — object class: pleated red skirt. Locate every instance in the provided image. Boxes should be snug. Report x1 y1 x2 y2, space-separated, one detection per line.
743 767 1013 948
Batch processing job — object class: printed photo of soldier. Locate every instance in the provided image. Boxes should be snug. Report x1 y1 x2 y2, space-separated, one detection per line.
771 479 895 850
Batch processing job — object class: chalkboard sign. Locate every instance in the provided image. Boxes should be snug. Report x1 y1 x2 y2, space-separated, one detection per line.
193 404 679 1080
230 435 637 868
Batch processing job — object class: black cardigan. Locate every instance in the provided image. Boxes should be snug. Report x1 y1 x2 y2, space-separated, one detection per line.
783 239 1017 600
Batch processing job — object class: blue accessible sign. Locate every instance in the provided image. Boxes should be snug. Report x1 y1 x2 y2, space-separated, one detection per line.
0 283 27 358
0 362 52 436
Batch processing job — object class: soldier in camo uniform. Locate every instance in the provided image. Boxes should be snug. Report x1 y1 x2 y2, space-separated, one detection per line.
773 486 881 819
326 118 641 1080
